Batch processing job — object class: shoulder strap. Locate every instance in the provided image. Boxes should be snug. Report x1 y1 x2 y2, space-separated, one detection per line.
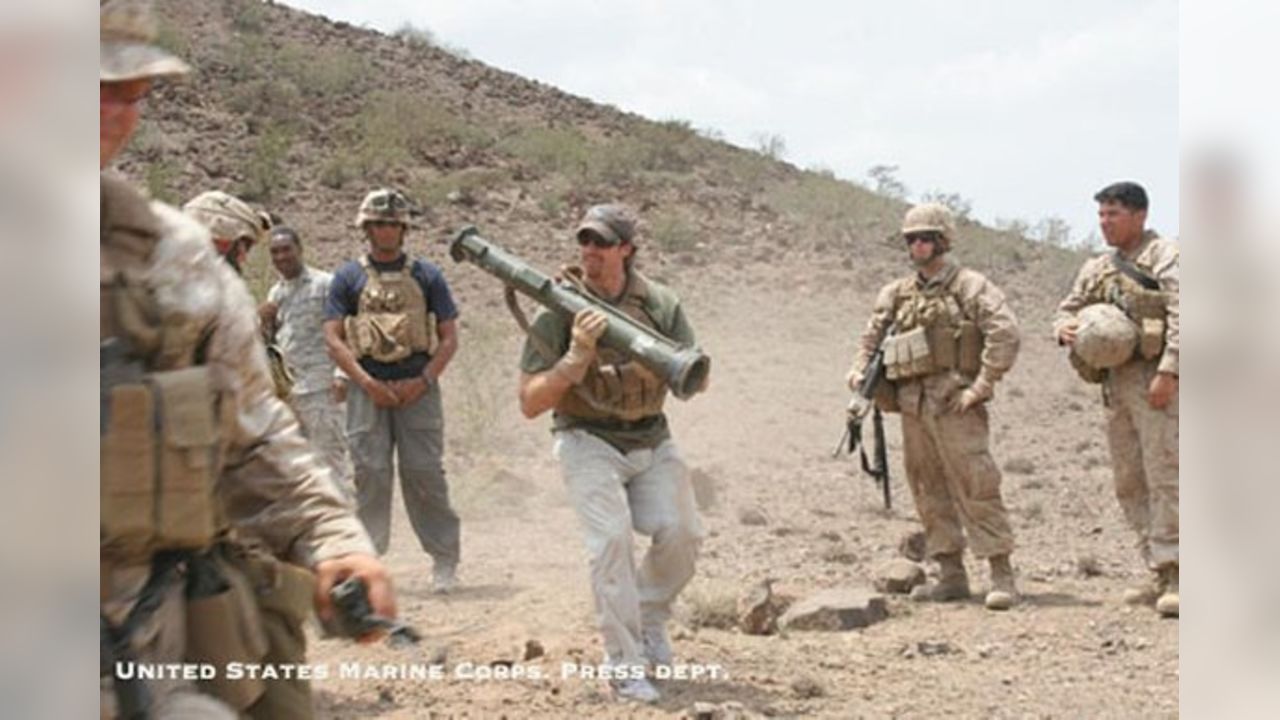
1110 252 1159 290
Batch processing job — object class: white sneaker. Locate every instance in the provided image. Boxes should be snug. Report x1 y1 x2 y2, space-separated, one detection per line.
432 563 458 594
611 677 660 704
642 624 674 667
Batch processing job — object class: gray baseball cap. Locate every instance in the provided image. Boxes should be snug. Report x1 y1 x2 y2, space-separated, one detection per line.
575 204 636 246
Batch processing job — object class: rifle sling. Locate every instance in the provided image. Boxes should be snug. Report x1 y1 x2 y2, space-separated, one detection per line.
1110 252 1160 290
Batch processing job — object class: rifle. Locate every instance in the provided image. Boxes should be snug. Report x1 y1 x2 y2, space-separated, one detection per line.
449 226 710 399
833 323 895 509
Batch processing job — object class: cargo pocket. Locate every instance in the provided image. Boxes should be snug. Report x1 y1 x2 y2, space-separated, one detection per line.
151 367 218 550
101 383 157 555
186 555 269 710
1138 318 1165 360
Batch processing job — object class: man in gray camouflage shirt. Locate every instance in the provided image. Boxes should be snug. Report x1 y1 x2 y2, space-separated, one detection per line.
260 226 355 497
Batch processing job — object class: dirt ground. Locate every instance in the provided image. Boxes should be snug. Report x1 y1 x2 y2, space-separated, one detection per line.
303 255 1179 719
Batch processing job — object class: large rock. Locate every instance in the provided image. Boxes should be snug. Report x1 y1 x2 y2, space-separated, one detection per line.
779 588 887 631
875 559 926 594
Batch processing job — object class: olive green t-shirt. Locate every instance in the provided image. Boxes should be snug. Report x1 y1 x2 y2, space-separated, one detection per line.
518 274 696 452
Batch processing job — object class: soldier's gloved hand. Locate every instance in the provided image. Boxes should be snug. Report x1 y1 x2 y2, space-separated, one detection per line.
314 553 397 645
556 309 608 384
570 308 608 351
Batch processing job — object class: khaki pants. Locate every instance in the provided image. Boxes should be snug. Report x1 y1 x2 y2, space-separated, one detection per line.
346 382 460 564
289 389 355 500
1105 361 1179 568
897 376 1015 560
554 430 704 669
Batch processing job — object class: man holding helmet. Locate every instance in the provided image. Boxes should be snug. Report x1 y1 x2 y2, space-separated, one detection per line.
846 202 1022 611
1054 181 1179 618
324 188 462 593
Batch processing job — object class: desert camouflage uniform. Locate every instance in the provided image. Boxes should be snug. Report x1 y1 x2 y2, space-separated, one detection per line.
101 176 374 718
1054 231 1179 569
268 266 355 497
854 260 1020 559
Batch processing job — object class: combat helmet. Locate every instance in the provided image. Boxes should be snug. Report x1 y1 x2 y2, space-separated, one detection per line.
901 202 957 250
100 0 191 82
1072 303 1138 369
354 188 415 228
183 190 269 248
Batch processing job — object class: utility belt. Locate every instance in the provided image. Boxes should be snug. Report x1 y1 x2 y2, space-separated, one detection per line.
882 320 983 382
556 413 665 434
101 543 316 714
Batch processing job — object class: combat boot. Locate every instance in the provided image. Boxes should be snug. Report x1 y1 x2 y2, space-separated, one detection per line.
1155 564 1179 618
984 554 1019 611
917 552 971 602
1122 571 1165 606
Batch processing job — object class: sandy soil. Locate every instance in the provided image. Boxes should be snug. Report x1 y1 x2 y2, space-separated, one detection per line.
305 258 1179 719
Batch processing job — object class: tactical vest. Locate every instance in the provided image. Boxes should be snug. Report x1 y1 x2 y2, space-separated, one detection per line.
1081 250 1168 363
554 270 670 422
882 267 983 382
101 176 226 564
344 255 438 363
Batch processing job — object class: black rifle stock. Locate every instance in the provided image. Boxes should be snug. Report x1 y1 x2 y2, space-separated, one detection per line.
834 323 895 509
449 226 711 399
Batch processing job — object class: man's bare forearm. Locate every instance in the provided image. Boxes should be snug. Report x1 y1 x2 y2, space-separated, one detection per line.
324 320 371 387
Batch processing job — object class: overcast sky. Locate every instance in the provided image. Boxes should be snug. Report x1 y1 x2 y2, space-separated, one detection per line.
283 0 1178 240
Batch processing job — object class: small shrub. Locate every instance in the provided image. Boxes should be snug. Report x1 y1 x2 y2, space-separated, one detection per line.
413 167 507 207
498 126 591 179
650 210 698 253
680 581 739 630
352 91 492 176
143 158 181 204
319 154 354 190
238 127 293 202
231 0 267 34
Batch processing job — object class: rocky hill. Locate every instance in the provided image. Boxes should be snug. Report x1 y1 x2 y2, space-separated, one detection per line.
120 0 1079 311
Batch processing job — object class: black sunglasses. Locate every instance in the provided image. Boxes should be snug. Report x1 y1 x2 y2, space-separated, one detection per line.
904 231 942 246
577 231 620 249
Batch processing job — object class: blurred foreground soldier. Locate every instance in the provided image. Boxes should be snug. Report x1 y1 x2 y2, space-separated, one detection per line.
183 190 270 274
518 204 707 704
847 203 1021 611
261 226 356 498
323 188 462 592
100 2 393 718
1054 181 1179 618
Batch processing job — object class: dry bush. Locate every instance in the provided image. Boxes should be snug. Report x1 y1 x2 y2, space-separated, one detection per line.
679 580 740 630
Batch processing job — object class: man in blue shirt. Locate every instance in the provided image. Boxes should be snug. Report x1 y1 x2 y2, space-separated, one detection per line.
323 188 462 592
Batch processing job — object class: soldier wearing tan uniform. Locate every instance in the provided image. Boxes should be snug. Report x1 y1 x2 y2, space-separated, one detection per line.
1054 181 1179 618
100 2 394 717
848 203 1022 610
